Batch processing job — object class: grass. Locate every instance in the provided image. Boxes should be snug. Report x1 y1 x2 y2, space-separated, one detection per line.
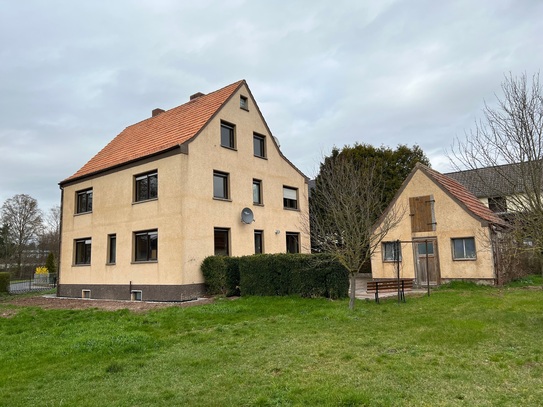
0 282 542 406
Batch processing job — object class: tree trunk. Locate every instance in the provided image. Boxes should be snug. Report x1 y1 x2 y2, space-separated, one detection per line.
349 272 356 310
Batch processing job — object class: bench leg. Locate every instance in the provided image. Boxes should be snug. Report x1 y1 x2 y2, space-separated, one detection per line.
375 286 379 304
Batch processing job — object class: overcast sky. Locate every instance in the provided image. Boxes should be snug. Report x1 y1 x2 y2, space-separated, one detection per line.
1 0 542 211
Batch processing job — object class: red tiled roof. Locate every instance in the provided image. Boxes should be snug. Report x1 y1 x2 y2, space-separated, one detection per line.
62 80 245 184
419 164 507 226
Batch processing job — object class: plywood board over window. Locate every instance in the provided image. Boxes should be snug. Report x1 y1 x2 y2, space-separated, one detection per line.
409 195 436 233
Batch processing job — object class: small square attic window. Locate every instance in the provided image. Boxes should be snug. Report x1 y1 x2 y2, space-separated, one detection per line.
240 95 248 110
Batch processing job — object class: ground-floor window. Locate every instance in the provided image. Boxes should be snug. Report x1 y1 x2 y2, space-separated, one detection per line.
214 228 230 256
134 230 158 262
108 234 116 264
254 230 263 254
452 237 476 260
286 232 300 254
75 238 92 265
382 241 402 262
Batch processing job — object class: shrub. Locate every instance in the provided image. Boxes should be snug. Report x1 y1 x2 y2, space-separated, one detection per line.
201 256 240 296
0 272 9 293
45 252 56 274
239 253 348 299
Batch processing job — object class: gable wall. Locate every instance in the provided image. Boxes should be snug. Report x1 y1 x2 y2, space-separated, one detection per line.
371 169 496 282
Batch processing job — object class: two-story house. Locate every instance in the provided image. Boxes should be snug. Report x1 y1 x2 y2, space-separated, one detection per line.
58 80 309 301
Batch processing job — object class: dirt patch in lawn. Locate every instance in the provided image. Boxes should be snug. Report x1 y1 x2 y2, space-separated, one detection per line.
0 295 218 313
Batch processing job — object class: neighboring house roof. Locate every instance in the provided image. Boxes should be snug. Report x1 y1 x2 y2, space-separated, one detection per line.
420 164 506 227
445 162 529 198
374 163 507 230
61 80 245 184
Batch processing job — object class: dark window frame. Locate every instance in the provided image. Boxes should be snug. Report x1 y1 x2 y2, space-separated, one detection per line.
240 95 249 111
107 234 116 264
75 238 92 265
253 179 263 205
286 232 300 254
254 230 264 254
220 121 236 149
76 188 93 214
134 171 158 202
488 196 507 213
452 237 476 260
253 133 266 158
283 186 298 210
213 171 230 200
214 228 230 256
134 230 158 262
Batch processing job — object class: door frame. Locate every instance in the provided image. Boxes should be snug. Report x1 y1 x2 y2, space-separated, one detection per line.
412 237 441 286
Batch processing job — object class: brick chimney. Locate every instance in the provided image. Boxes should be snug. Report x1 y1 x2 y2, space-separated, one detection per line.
152 108 165 117
190 92 205 101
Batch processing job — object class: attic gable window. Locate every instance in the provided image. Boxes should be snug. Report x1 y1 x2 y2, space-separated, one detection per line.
409 195 436 233
488 196 507 213
135 171 158 202
253 134 266 158
76 188 93 214
220 121 236 149
240 95 249 110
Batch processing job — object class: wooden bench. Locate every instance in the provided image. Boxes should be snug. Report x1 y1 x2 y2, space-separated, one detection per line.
366 279 414 303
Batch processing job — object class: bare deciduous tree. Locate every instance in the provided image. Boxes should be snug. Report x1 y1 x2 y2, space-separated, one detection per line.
310 154 403 310
1 194 43 277
450 72 543 276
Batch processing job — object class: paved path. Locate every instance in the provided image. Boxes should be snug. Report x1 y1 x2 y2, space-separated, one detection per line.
353 275 428 301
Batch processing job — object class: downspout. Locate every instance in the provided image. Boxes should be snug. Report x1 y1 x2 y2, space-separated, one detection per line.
490 225 500 286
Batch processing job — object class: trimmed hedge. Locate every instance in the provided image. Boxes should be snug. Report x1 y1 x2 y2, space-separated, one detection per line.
201 253 348 299
0 272 9 293
201 256 240 296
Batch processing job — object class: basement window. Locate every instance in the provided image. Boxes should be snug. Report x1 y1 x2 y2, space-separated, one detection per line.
131 290 142 301
82 290 91 299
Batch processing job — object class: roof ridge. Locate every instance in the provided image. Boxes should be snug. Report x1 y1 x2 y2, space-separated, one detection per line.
61 80 245 184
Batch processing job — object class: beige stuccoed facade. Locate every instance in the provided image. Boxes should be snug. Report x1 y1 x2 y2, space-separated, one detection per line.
371 165 503 285
59 82 309 301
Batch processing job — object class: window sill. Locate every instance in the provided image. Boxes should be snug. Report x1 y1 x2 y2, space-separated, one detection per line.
452 258 477 261
240 107 249 112
220 146 237 151
283 207 300 212
213 197 232 202
72 263 91 267
133 198 158 205
74 211 92 216
254 155 267 160
131 260 158 264
253 203 264 207
382 260 402 263
106 263 116 266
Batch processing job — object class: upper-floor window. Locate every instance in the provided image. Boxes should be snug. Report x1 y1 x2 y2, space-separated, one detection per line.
382 242 402 262
213 171 230 200
283 186 298 210
220 121 236 149
75 238 92 265
134 230 158 262
135 171 158 202
452 237 476 260
253 134 266 158
76 189 93 214
488 196 507 213
240 95 249 110
253 179 262 205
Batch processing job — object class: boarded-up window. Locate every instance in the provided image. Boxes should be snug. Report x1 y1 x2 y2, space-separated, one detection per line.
409 195 436 232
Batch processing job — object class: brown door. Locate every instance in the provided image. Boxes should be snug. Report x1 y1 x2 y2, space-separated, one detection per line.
414 239 440 285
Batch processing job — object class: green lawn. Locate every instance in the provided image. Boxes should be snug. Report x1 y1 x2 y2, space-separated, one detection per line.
1 282 542 406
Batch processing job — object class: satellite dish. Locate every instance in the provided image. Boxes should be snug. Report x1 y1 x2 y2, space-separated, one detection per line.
241 207 255 224
273 136 281 148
